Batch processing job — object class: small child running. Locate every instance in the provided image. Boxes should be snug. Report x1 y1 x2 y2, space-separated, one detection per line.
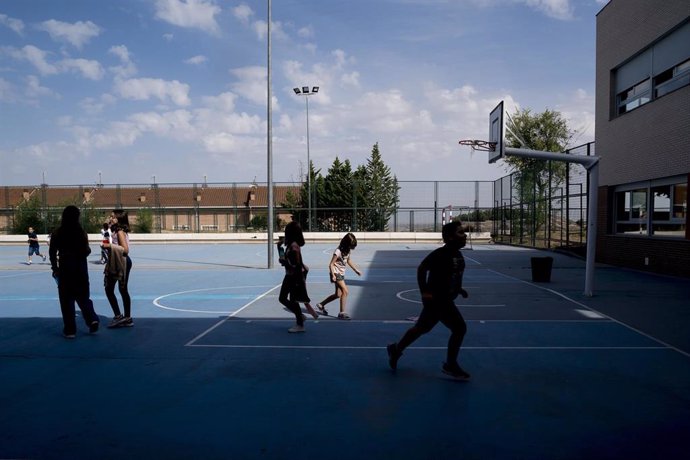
315 232 362 320
99 222 111 264
386 221 470 381
27 226 47 264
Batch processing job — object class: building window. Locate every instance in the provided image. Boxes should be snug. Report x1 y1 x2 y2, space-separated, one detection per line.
614 178 687 238
617 79 651 115
615 188 648 234
613 20 690 117
654 58 690 98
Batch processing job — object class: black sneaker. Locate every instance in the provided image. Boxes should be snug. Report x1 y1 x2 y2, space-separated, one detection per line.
89 321 100 333
107 315 124 328
442 362 471 381
387 343 401 371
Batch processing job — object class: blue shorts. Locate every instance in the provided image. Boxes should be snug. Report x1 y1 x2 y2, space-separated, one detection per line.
28 246 41 256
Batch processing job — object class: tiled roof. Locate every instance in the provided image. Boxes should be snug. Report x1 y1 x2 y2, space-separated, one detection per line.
0 184 302 209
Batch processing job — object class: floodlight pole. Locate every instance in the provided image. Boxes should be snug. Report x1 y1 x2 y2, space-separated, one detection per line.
305 95 311 232
294 86 318 232
504 147 600 297
266 0 274 268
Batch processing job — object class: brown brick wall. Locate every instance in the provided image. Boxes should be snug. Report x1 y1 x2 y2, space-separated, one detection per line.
595 1 690 278
596 0 690 187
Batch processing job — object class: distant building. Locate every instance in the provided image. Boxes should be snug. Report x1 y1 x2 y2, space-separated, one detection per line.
595 0 690 276
0 183 300 233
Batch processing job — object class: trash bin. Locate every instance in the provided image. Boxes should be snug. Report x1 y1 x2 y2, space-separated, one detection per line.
531 256 553 282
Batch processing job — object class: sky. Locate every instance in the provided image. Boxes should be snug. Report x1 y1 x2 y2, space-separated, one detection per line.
0 0 608 187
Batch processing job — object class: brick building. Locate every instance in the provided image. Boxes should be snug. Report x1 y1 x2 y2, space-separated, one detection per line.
595 0 690 277
0 183 300 234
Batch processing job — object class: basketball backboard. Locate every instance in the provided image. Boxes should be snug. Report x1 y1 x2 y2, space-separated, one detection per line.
489 101 504 163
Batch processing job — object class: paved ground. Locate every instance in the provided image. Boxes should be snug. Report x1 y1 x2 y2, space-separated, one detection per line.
1 241 689 459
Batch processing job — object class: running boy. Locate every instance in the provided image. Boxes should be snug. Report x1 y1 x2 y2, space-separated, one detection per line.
386 221 470 380
27 226 47 264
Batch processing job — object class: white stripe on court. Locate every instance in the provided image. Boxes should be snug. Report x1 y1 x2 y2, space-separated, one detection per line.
576 309 605 319
184 283 283 346
487 269 690 359
186 344 668 350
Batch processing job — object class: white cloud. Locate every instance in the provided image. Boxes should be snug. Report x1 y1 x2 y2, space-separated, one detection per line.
251 19 287 41
7 45 59 75
185 55 208 65
163 33 174 41
36 19 101 49
3 45 103 80
232 4 253 24
59 58 105 80
230 66 279 109
0 77 16 102
297 26 314 39
524 0 574 20
25 75 56 99
154 0 221 35
201 92 237 112
109 45 138 79
0 13 25 35
113 77 191 106
128 110 196 140
341 71 360 88
89 121 143 149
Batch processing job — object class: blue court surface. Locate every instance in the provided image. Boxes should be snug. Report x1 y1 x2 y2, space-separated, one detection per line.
1 241 689 459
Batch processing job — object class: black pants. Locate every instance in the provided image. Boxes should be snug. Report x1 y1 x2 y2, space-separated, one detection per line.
105 256 132 317
59 279 98 335
278 274 304 326
399 299 467 364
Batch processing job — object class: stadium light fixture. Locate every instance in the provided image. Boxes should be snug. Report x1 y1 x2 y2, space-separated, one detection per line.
293 85 320 231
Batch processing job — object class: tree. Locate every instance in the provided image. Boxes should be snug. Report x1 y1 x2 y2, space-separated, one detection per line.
503 108 574 240
12 193 45 234
321 157 354 231
360 143 400 231
134 207 154 233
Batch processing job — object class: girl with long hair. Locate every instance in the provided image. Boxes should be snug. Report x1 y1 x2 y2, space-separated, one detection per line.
49 205 100 338
278 221 318 333
316 232 362 320
103 209 133 328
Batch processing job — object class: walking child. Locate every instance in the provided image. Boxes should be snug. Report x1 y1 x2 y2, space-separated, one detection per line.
100 222 111 264
386 221 471 380
278 221 318 333
315 232 362 320
27 226 47 264
103 210 134 328
49 206 100 338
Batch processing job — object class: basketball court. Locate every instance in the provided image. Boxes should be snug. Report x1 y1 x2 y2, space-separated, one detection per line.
1 239 689 459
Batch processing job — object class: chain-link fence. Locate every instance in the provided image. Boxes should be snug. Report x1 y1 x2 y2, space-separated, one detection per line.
1 180 496 234
4 142 594 241
492 142 594 250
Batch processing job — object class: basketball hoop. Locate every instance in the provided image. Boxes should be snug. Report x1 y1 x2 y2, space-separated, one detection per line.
458 139 497 152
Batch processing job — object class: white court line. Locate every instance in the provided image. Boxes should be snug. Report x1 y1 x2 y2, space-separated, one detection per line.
487 268 690 359
396 288 505 307
184 283 282 346
186 344 667 350
0 271 47 279
153 285 275 314
463 255 482 265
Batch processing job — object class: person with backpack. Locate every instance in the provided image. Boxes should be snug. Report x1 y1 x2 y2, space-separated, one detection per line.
278 221 318 333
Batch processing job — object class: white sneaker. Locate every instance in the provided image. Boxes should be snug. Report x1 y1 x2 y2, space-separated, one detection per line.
27 260 31 265
42 255 47 261
288 325 305 333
